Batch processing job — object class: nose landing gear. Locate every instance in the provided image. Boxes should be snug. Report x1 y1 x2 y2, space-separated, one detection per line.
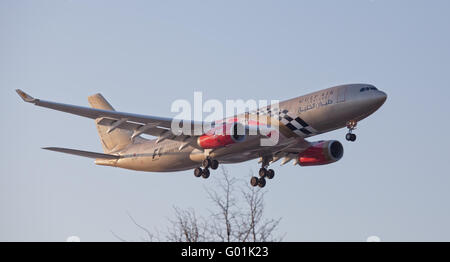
346 120 357 142
346 133 356 142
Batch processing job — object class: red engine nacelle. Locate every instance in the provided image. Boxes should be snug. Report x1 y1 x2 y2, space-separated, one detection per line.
298 140 344 166
197 122 246 149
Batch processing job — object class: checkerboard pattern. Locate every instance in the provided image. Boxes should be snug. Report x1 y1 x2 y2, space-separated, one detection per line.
255 108 316 136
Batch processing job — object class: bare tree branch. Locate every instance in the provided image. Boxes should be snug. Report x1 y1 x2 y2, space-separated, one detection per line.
110 230 128 242
205 166 239 242
115 167 283 242
166 207 208 242
126 211 155 242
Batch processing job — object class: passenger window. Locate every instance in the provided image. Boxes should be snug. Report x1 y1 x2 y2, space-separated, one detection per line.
361 87 378 92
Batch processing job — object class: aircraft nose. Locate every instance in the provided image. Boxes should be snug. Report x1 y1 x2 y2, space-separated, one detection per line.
376 90 387 103
371 90 387 108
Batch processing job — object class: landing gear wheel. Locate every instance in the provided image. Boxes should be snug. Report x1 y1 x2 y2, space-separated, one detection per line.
201 168 210 179
346 133 357 142
346 133 352 141
210 159 219 170
250 176 259 187
259 168 267 177
202 158 211 169
194 167 203 178
258 177 266 188
266 169 275 179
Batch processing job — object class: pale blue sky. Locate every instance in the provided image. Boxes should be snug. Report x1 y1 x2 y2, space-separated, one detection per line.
1 0 450 241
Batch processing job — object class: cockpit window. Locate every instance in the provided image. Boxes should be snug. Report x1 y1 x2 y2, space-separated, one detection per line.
360 87 378 92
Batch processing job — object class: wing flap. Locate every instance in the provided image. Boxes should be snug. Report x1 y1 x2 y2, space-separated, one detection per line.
96 117 197 144
42 147 121 159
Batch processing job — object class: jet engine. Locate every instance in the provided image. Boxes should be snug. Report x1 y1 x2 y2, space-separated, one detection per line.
298 140 344 166
197 122 246 149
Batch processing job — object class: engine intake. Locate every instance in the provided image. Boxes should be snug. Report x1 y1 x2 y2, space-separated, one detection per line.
298 140 344 166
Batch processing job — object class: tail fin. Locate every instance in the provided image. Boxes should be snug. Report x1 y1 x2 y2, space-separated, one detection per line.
88 94 132 153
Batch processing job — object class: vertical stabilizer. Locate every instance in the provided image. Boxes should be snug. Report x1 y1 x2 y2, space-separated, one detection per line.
88 94 132 153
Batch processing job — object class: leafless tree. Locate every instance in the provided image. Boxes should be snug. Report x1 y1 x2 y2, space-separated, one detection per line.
239 182 282 242
166 207 209 242
204 167 282 242
115 166 283 242
205 167 238 242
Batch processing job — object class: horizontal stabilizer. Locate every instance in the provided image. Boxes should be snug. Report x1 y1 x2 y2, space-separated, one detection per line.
42 147 120 159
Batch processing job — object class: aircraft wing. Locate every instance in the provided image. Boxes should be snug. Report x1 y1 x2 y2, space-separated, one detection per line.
250 138 311 166
16 89 206 143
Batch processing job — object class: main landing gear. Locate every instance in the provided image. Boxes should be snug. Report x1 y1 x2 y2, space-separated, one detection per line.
193 157 219 179
250 157 275 188
345 120 357 142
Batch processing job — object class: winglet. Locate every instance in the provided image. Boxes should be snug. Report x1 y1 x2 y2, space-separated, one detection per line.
15 89 36 103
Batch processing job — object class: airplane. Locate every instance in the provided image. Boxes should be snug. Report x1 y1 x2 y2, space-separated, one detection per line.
16 84 387 188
